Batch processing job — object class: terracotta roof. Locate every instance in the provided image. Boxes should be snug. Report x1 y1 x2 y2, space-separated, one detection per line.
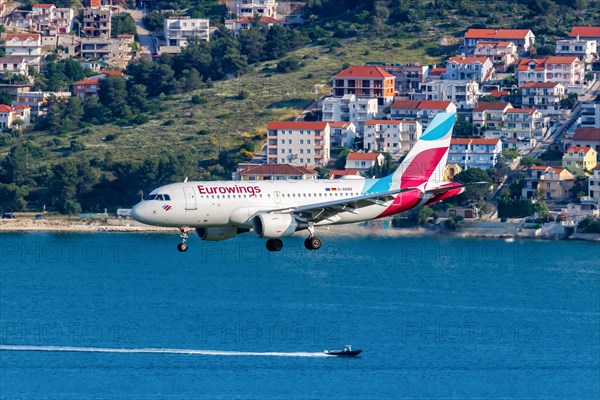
5 33 41 41
232 16 282 24
33 3 54 7
73 78 100 85
521 81 561 88
465 29 532 40
506 108 535 114
569 27 600 38
566 146 594 154
548 167 566 174
517 58 546 71
334 66 394 79
329 170 361 178
347 152 382 160
490 90 509 97
12 105 30 109
417 100 452 110
451 138 501 145
429 67 446 76
545 56 580 65
328 122 352 128
240 164 316 176
448 56 490 65
572 128 600 141
390 100 421 109
267 121 329 131
473 101 511 112
101 70 128 77
0 104 15 112
528 165 551 171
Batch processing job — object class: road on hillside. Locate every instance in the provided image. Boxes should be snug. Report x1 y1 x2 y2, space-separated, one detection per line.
126 8 155 56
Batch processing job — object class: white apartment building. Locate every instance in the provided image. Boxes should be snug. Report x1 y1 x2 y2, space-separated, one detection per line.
225 16 281 33
580 101 600 129
389 100 457 128
517 56 585 89
80 35 133 69
448 138 502 170
588 165 600 205
3 34 43 71
473 41 518 71
267 121 330 167
345 152 385 173
164 17 210 47
555 38 597 63
227 0 278 18
445 56 494 82
322 94 378 134
363 120 422 158
411 80 480 110
328 122 356 148
463 29 535 55
520 82 565 118
11 91 71 116
0 104 17 130
0 56 29 76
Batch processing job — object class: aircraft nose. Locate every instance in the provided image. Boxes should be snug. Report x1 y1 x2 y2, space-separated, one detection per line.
130 202 146 223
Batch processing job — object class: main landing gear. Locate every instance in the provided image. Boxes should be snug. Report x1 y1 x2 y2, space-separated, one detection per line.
304 225 322 251
177 227 191 252
265 238 284 252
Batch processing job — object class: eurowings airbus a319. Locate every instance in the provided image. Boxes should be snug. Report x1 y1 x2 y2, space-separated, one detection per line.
131 112 465 252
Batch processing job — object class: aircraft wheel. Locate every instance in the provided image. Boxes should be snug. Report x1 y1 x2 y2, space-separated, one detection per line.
306 237 322 250
304 237 313 250
266 238 283 252
177 243 188 252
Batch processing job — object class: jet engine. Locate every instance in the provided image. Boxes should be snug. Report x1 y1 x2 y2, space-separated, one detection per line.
196 227 238 241
252 213 298 238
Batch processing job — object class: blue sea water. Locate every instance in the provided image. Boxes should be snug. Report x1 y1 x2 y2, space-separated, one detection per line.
0 232 599 399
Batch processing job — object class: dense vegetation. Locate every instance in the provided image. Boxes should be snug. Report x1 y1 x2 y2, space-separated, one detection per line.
1 0 599 213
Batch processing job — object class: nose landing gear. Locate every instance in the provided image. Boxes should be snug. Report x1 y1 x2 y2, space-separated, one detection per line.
266 238 283 252
177 227 191 252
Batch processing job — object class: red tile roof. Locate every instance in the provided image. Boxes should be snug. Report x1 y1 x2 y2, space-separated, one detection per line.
328 122 352 128
240 164 316 176
347 152 382 160
417 100 452 110
473 101 511 112
267 121 329 131
448 56 490 64
232 16 282 24
73 78 100 85
101 70 128 77
516 58 546 71
429 67 446 76
33 3 54 7
490 90 509 97
334 66 394 79
12 105 30 109
528 165 551 171
465 29 532 40
545 56 581 65
329 170 361 178
572 128 600 141
569 27 600 38
0 104 15 112
566 146 594 154
521 81 561 88
5 33 41 41
506 108 535 114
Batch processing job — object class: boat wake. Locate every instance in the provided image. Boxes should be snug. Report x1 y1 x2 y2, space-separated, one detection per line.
0 344 328 358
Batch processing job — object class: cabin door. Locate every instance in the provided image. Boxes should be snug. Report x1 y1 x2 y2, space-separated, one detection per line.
274 191 282 204
183 186 197 210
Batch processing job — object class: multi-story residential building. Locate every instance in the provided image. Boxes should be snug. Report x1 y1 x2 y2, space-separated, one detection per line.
0 104 17 130
164 17 210 46
235 164 317 181
522 166 575 200
520 82 565 118
473 41 518 71
266 121 330 166
579 102 600 129
375 63 428 94
565 128 600 152
588 165 600 205
3 34 43 71
30 3 74 34
445 56 494 82
225 16 281 33
11 91 71 116
473 102 547 149
555 38 597 63
389 100 457 128
568 26 600 45
328 122 356 148
82 7 111 38
410 80 480 110
322 94 378 134
11 105 31 127
448 138 502 170
516 56 585 88
345 152 385 173
227 0 278 19
463 29 535 55
0 56 29 77
72 78 100 98
79 36 133 69
563 146 598 174
363 119 422 158
332 66 395 106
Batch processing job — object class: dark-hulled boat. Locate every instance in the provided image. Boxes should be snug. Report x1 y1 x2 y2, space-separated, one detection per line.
324 345 362 357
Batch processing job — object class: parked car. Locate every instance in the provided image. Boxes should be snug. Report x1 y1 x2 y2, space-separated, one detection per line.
2 213 17 219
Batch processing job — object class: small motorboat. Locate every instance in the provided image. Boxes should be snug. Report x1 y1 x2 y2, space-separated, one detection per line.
324 344 362 357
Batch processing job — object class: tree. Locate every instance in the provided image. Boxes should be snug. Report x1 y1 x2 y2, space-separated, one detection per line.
454 168 492 200
127 83 149 114
98 76 129 118
265 25 290 59
534 201 549 219
0 183 29 211
62 199 82 215
112 13 137 37
0 144 29 185
453 115 474 137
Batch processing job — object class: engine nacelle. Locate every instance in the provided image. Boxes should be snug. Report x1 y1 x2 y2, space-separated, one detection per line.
196 227 238 241
253 213 298 238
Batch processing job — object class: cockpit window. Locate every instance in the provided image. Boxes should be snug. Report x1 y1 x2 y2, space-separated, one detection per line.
145 194 171 201
163 194 171 201
145 194 157 200
155 194 164 201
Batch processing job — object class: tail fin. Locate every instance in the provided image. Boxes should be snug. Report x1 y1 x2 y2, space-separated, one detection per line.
389 112 455 190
